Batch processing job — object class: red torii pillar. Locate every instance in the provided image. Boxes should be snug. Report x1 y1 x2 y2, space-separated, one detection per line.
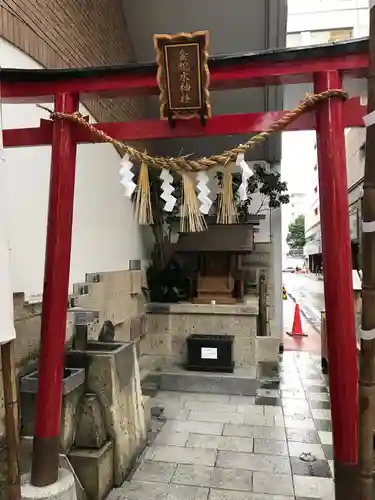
314 70 358 497
30 93 78 486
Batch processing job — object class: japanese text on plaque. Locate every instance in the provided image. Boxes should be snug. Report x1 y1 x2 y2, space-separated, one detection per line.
179 49 192 105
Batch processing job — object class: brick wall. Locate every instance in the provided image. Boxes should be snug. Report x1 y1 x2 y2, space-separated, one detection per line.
0 0 148 148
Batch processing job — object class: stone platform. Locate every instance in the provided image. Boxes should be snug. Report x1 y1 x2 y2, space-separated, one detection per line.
144 366 259 396
142 300 280 371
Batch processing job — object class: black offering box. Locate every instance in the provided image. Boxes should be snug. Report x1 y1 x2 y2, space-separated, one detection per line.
186 334 234 373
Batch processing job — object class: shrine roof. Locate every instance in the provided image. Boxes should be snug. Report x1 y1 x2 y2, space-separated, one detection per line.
173 224 256 253
1 37 367 83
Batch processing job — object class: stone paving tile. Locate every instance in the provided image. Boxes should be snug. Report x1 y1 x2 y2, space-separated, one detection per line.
309 400 331 410
188 410 245 425
163 419 224 436
285 428 320 444
131 461 177 484
281 398 310 410
107 481 209 500
305 385 328 395
254 396 282 406
229 395 256 405
172 464 253 491
216 450 291 474
293 475 335 499
307 393 330 402
282 415 316 430
223 424 286 441
263 406 283 418
252 471 294 496
153 429 189 447
281 388 306 399
144 445 217 466
186 434 254 453
322 444 333 460
318 431 333 446
236 405 264 415
182 393 231 403
287 441 325 460
184 401 241 413
253 438 288 456
311 409 331 420
290 456 332 478
314 419 332 431
243 413 275 427
209 489 294 500
282 406 312 419
301 378 325 386
161 407 190 420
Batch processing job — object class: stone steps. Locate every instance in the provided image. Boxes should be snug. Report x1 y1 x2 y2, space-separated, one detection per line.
156 367 259 396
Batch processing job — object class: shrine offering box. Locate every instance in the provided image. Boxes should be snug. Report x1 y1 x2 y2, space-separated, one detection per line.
186 334 234 373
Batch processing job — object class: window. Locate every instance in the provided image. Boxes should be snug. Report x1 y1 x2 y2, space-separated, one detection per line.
314 207 319 216
287 33 303 48
310 28 352 45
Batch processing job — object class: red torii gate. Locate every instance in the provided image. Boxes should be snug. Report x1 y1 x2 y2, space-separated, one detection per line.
2 38 366 495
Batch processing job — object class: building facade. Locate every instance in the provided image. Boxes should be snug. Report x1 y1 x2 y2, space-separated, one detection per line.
284 0 369 271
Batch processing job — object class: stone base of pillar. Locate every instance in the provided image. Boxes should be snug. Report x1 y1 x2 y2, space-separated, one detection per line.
21 469 76 500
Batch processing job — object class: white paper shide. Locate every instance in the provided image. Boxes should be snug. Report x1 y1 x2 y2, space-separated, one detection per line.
236 153 254 201
196 172 212 215
119 153 136 198
160 169 177 212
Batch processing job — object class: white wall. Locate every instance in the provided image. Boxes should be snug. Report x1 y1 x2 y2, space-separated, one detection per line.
288 0 369 37
1 39 149 299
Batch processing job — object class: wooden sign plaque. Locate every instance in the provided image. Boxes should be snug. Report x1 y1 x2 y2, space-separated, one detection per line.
153 31 211 122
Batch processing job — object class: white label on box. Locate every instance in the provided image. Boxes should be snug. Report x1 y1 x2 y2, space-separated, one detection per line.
201 347 218 359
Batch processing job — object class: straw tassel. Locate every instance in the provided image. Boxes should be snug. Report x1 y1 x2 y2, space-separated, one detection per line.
134 162 153 225
180 173 207 233
217 167 237 224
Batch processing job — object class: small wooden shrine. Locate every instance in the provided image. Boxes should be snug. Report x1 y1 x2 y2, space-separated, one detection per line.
173 220 261 304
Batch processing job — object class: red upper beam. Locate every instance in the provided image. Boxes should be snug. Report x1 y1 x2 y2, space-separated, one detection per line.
3 98 365 148
1 53 368 103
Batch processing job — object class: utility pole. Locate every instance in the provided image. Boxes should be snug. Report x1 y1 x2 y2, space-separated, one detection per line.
358 3 375 499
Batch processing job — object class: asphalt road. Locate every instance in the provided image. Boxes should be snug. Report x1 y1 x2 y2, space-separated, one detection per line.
282 272 325 332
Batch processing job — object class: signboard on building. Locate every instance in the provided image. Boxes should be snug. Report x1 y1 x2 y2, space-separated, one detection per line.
154 31 211 121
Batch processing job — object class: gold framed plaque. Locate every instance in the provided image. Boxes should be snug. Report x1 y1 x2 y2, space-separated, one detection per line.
154 31 211 121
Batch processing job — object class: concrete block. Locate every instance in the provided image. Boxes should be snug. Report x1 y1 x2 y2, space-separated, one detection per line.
68 441 113 500
21 469 77 500
233 337 256 366
143 333 171 356
158 369 259 396
70 342 147 485
256 337 280 363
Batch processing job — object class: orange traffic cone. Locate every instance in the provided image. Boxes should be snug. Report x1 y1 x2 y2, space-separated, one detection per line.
287 303 308 337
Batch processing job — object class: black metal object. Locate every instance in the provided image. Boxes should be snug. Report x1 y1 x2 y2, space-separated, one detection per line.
186 334 234 373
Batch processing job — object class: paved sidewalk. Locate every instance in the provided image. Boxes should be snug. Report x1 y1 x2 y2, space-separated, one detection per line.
107 351 334 500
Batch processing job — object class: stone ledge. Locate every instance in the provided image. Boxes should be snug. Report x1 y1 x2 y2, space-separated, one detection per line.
147 301 259 316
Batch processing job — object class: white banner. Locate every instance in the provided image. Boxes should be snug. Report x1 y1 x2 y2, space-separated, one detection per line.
0 84 16 343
